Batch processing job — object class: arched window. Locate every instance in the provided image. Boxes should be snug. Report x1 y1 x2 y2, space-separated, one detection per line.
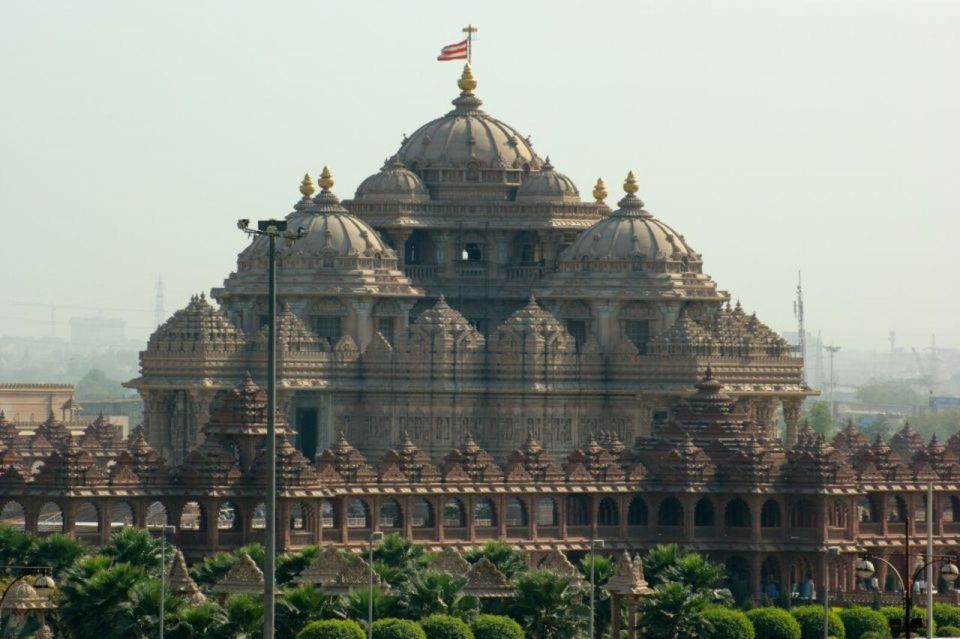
320 500 336 528
290 502 310 531
505 498 527 527
761 500 781 528
628 497 648 526
659 497 684 527
37 501 63 534
180 501 205 532
218 502 241 531
887 496 907 523
789 500 817 529
474 498 496 527
948 496 960 523
537 497 558 527
412 499 434 528
1 501 25 531
109 502 135 530
252 503 267 530
145 501 168 529
598 498 619 526
444 499 466 528
828 500 849 528
566 495 590 526
694 498 715 527
379 499 403 529
76 502 100 534
725 498 751 528
347 499 370 528
856 495 880 523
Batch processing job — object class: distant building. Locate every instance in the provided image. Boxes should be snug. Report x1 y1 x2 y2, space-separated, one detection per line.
0 383 77 427
70 316 127 353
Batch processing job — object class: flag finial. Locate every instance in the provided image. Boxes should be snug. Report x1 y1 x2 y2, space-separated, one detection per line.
299 173 316 198
458 64 477 93
593 178 607 203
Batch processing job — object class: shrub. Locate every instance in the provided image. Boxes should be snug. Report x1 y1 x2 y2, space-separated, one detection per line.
859 633 883 639
879 605 934 635
470 615 524 639
747 607 802 639
934 605 960 631
791 605 846 639
939 625 960 637
420 615 475 639
373 618 428 639
706 607 755 639
838 607 888 639
298 619 367 639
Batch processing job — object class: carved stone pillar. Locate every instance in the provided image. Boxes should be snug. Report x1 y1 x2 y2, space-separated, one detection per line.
610 593 621 639
436 232 453 276
750 554 763 599
386 229 413 269
627 597 638 639
782 398 803 448
591 300 615 350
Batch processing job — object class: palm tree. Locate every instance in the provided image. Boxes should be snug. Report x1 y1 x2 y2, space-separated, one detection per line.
662 553 726 597
372 534 431 588
115 578 183 638
102 528 163 568
168 601 232 639
56 558 146 639
400 569 478 620
27 533 87 576
507 571 588 639
0 527 35 576
578 555 616 639
464 541 527 579
225 593 263 637
640 544 682 587
638 582 713 639
276 584 345 636
344 587 400 624
277 545 321 585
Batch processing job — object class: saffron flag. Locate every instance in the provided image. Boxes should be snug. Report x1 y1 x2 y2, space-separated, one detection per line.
437 39 468 61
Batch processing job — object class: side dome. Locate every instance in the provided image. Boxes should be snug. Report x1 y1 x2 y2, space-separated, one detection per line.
561 172 696 263
240 169 394 263
515 158 580 203
355 157 430 203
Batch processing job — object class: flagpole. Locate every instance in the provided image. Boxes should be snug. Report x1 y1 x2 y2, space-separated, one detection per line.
462 24 477 64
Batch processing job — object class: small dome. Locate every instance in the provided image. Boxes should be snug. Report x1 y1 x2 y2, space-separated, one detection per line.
240 168 393 263
515 158 579 203
562 172 695 262
355 157 430 203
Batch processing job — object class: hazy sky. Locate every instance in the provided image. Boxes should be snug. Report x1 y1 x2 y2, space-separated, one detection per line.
1 1 957 351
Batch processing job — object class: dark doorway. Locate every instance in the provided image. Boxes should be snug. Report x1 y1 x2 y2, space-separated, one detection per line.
296 408 319 460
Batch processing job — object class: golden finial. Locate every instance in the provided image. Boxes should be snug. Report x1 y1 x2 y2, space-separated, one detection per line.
299 173 316 198
592 178 608 203
623 171 639 195
458 63 478 93
318 166 334 192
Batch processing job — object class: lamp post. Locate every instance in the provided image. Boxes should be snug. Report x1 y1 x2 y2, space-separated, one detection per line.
823 548 841 639
856 540 959 638
589 538 605 639
238 217 305 639
158 524 176 639
368 531 384 639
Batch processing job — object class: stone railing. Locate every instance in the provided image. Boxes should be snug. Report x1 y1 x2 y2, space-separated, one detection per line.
404 265 438 280
506 265 544 281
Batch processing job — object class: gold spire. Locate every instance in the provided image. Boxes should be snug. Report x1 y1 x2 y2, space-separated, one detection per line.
458 63 477 93
592 178 607 203
318 166 334 192
623 171 639 195
299 173 316 198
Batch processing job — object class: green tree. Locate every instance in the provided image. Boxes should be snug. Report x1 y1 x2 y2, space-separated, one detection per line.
278 545 322 585
506 570 587 639
578 555 616 639
168 601 232 639
704 606 754 639
278 584 346 636
791 605 845 639
298 619 367 639
746 607 802 639
638 582 714 639
115 578 183 639
463 542 526 579
401 570 478 620
344 587 401 623
420 614 475 639
372 618 427 639
225 593 263 637
837 607 889 639
75 368 127 400
102 527 163 568
373 534 431 588
641 544 683 587
932 604 960 631
469 615 523 639
807 402 834 436
855 381 925 408
27 534 87 576
56 559 146 638
0 527 36 575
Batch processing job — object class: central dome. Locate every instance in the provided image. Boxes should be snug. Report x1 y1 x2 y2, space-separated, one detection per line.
395 64 541 171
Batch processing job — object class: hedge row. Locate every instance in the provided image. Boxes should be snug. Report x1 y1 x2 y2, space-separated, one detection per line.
297 616 521 639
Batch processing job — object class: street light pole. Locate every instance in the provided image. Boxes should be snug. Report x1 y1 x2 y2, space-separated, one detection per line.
159 524 176 639
238 217 305 639
368 531 384 639
589 538 604 639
